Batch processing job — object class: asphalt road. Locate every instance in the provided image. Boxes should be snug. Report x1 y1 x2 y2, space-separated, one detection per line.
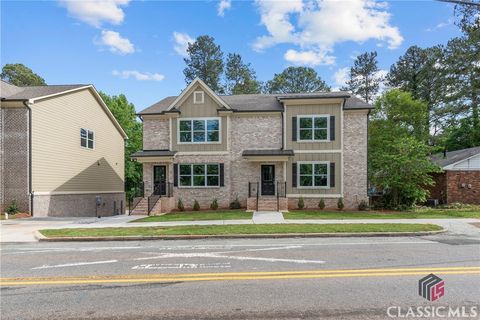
1 235 479 319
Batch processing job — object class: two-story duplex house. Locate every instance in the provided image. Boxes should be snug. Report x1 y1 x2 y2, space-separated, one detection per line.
1 80 127 217
131 78 372 214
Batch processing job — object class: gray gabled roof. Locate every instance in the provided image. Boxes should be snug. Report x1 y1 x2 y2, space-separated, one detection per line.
431 146 480 168
1 80 88 100
131 150 177 158
138 91 372 115
242 149 294 156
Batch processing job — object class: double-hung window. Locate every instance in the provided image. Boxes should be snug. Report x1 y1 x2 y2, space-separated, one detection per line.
298 162 329 188
179 118 220 143
179 164 220 187
298 115 329 141
80 128 94 149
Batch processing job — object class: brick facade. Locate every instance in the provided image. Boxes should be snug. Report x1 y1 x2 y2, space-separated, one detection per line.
446 171 480 204
140 107 369 212
343 111 369 209
143 118 169 150
0 107 30 212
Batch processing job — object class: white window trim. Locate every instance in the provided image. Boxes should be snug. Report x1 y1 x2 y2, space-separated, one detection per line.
177 117 222 145
193 91 205 104
297 114 330 143
178 163 220 188
80 128 95 150
296 161 330 189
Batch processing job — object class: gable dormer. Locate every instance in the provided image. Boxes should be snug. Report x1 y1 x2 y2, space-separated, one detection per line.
170 78 230 152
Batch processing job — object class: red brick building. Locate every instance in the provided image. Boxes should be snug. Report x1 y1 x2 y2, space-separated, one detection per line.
429 147 480 205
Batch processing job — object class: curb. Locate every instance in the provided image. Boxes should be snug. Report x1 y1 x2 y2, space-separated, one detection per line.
37 229 446 242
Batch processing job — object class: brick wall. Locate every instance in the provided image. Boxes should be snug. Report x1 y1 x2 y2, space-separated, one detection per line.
343 111 369 209
143 118 169 150
446 170 480 204
1 107 30 212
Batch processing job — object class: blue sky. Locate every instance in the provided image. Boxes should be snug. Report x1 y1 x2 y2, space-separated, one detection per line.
1 0 461 112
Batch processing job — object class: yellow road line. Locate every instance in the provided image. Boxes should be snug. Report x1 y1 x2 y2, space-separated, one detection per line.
2 266 479 282
1 267 479 286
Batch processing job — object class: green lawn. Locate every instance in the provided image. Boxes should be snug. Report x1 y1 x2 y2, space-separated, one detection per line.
284 208 480 220
131 210 252 222
39 223 442 238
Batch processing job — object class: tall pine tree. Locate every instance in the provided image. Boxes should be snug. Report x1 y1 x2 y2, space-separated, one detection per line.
183 35 224 93
345 51 381 104
225 53 261 94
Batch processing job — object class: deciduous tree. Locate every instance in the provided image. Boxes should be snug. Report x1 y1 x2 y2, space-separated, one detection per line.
1 63 46 86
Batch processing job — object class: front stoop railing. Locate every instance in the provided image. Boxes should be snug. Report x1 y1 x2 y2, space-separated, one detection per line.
276 181 287 211
128 182 145 215
148 182 174 215
248 182 260 211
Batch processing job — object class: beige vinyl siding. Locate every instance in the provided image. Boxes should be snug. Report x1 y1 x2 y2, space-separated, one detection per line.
285 104 341 150
31 89 125 192
287 153 341 195
172 84 227 152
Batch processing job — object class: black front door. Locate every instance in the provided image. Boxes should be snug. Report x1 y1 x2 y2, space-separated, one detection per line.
153 165 166 195
261 165 275 196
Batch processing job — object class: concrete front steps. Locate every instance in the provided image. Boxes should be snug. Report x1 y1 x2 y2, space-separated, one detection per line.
131 197 176 215
247 197 288 212
131 198 148 215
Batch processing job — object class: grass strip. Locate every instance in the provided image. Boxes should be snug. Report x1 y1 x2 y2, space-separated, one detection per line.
132 210 252 222
284 210 480 220
40 223 442 238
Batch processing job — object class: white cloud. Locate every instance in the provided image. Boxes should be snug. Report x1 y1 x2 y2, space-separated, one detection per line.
60 0 130 28
253 0 403 65
112 70 165 81
173 31 194 57
99 30 135 55
333 67 350 87
284 49 335 66
218 0 232 16
425 18 453 32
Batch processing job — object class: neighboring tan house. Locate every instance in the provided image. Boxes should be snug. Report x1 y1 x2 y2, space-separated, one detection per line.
131 78 372 214
0 80 127 217
429 147 480 205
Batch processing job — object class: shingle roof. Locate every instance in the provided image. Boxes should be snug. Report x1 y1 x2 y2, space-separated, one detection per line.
242 149 294 156
138 92 372 115
131 150 177 158
431 147 480 168
1 81 88 100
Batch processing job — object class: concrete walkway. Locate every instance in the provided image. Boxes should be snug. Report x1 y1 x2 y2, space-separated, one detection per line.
253 211 285 224
1 213 478 242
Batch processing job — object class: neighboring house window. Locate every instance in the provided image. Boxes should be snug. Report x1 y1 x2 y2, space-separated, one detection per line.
298 115 329 141
298 162 329 188
193 91 204 104
80 128 94 149
178 118 220 143
179 164 219 187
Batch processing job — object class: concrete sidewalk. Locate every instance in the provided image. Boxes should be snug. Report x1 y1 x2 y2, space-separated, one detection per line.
1 212 478 242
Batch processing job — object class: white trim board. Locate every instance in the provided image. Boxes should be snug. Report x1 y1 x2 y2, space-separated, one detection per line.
33 191 124 195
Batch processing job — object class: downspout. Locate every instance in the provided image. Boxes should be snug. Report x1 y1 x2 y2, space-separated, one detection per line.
280 104 284 151
22 100 33 216
367 108 371 200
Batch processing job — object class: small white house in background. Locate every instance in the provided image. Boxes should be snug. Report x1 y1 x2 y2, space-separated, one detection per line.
0 80 127 217
429 146 480 205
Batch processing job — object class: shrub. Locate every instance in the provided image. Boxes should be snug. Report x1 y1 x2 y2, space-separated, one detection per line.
318 199 325 210
230 196 241 209
297 197 305 210
177 199 185 211
210 198 219 210
6 201 19 215
337 197 344 210
193 199 200 211
358 200 368 211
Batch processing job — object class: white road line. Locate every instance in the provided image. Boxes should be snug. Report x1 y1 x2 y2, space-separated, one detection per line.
215 255 325 264
32 260 118 270
132 263 231 270
133 252 324 265
3 241 436 255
